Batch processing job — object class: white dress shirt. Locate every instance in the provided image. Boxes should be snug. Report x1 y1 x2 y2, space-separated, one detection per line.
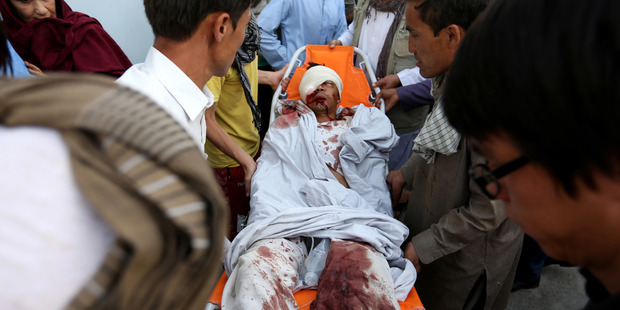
338 8 425 86
117 47 214 155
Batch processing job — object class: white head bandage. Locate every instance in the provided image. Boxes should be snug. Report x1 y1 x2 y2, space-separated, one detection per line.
299 66 343 103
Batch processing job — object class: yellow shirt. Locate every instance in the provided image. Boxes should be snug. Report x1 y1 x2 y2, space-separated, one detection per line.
205 58 260 168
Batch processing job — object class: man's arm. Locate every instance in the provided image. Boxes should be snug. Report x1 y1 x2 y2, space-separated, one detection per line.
205 103 257 196
375 79 433 112
396 79 433 110
408 143 510 266
257 64 288 90
330 18 355 47
257 0 289 70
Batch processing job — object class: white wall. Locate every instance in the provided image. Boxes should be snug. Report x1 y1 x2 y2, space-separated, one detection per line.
66 0 153 64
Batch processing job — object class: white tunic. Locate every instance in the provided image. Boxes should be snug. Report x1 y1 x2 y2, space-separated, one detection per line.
338 8 425 86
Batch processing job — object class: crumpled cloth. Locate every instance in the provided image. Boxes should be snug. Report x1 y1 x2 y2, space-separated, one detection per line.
225 104 416 301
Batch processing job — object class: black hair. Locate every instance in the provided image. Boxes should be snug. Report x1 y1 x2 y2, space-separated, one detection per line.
0 22 11 76
443 0 620 195
144 0 261 42
307 62 325 68
409 0 490 36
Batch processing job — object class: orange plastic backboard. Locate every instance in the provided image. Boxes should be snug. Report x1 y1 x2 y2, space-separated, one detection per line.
286 45 374 109
207 273 425 310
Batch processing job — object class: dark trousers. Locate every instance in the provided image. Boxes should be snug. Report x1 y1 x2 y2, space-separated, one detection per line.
514 234 547 283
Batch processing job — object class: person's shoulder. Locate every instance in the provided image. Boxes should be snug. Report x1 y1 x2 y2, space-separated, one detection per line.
116 65 174 108
117 64 157 90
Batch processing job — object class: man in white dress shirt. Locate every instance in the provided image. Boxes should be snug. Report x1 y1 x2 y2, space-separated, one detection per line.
118 0 260 156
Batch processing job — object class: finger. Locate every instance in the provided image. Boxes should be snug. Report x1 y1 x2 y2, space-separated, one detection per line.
245 178 251 197
374 91 384 105
385 98 397 111
388 180 401 207
374 78 387 89
372 78 381 88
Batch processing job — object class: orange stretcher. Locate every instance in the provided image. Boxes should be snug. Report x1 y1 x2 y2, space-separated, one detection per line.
207 272 425 310
269 44 385 125
209 45 424 310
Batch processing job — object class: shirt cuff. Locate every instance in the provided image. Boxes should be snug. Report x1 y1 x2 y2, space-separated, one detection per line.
397 67 425 86
410 229 442 265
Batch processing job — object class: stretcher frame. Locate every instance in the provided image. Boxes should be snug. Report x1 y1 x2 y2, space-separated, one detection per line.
270 45 386 126
206 45 424 310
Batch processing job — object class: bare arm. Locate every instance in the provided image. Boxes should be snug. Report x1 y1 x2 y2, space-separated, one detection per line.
258 64 288 90
205 103 257 196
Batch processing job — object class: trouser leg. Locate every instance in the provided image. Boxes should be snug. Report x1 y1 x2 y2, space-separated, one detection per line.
311 240 399 310
221 238 307 310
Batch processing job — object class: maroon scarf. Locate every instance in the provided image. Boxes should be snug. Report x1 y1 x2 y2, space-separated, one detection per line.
0 0 132 77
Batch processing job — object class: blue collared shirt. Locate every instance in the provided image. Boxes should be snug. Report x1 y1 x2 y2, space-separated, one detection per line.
257 0 347 69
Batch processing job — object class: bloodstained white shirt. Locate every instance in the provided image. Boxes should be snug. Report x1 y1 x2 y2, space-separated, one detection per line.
315 117 353 174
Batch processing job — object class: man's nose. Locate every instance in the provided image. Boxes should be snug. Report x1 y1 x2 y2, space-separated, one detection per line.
408 37 416 54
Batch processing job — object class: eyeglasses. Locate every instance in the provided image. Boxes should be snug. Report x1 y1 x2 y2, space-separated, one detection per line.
469 156 529 199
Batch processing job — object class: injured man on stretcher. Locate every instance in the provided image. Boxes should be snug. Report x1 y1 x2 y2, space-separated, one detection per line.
222 65 416 309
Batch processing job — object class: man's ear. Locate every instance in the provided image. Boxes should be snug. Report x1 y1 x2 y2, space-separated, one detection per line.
212 12 231 43
445 24 465 50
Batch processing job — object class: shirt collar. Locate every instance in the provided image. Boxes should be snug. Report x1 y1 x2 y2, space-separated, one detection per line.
144 47 214 122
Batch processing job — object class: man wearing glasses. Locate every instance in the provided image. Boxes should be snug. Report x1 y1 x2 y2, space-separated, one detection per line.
443 0 620 308
386 0 523 309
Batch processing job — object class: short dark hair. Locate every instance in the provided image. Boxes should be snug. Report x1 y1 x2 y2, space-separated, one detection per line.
443 0 620 195
409 0 490 36
144 0 260 42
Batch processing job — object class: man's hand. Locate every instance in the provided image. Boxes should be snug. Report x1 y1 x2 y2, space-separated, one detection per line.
338 107 355 118
387 169 406 208
375 88 400 111
242 159 257 197
271 64 288 90
404 242 421 272
372 74 401 89
280 76 291 92
328 40 343 48
259 64 289 91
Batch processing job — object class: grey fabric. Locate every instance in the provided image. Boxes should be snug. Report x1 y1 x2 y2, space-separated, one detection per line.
232 14 261 131
400 137 523 310
345 0 356 16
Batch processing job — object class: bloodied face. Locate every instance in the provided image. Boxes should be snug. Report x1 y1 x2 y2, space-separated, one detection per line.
305 80 341 120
